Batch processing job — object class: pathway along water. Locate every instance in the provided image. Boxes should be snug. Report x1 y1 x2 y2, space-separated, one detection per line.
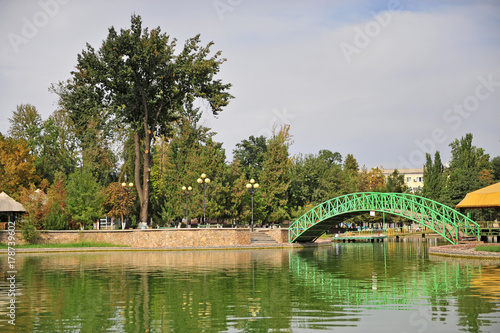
1 237 499 332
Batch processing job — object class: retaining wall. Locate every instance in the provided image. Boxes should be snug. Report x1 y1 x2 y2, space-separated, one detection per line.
0 228 254 248
263 229 289 243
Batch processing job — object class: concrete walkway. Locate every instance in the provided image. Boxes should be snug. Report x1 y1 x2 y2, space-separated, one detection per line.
429 242 500 259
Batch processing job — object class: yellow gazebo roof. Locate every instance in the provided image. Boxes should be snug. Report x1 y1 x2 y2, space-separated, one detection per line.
455 182 500 209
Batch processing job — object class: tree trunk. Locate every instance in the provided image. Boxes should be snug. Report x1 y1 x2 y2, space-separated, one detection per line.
134 132 150 224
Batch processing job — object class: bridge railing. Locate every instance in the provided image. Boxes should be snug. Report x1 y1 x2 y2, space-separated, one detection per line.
289 192 480 244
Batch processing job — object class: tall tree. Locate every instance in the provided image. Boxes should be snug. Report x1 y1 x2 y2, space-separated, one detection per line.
343 153 360 193
233 135 267 180
36 110 78 183
0 133 38 195
422 151 446 202
446 133 491 206
56 15 232 224
8 104 43 155
260 125 293 223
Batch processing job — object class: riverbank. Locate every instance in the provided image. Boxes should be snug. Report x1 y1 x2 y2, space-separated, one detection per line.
429 242 500 259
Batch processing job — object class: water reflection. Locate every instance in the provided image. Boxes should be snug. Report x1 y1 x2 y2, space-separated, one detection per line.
0 241 499 332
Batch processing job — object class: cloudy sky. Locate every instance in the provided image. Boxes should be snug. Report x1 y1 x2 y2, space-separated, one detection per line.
1 0 499 169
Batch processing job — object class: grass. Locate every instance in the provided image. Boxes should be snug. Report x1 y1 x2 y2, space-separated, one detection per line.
475 245 500 252
0 241 128 249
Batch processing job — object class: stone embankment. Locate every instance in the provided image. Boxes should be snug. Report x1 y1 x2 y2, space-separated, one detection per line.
0 228 331 252
429 242 500 259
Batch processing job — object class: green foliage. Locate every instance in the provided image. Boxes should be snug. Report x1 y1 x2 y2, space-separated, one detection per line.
56 14 233 223
386 169 407 193
20 217 40 244
261 125 293 223
446 133 491 206
36 110 78 183
289 151 344 209
8 104 43 155
475 245 500 252
422 152 446 202
491 155 500 181
66 167 104 229
151 107 230 225
233 135 267 180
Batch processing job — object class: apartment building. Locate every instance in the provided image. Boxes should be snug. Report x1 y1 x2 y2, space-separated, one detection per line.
381 168 424 193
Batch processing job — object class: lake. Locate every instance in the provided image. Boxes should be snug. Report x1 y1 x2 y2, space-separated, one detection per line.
1 238 500 332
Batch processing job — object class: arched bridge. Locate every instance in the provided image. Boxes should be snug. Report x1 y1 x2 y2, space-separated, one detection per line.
289 192 480 244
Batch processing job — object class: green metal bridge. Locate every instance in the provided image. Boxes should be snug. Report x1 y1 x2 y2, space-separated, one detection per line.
289 192 480 244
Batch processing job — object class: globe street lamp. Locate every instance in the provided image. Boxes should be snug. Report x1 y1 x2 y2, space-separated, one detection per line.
181 186 193 228
121 182 134 229
197 173 210 226
246 179 259 232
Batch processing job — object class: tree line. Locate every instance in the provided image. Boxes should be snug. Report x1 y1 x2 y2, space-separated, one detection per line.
1 15 499 233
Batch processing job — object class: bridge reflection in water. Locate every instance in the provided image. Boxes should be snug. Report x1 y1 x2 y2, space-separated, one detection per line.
290 245 480 309
287 240 500 332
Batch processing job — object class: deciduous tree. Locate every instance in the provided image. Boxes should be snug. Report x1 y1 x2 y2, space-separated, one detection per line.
0 133 38 195
233 135 267 180
446 133 491 206
66 167 104 229
56 14 232 224
8 104 42 155
386 169 407 193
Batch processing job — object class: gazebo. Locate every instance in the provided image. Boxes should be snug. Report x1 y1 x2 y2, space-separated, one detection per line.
456 182 500 210
456 182 500 230
0 191 26 229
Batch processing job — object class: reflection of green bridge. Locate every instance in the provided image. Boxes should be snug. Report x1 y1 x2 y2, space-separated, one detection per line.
289 192 480 244
288 249 479 309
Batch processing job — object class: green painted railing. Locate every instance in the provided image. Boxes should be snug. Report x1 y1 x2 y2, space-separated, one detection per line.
289 192 480 244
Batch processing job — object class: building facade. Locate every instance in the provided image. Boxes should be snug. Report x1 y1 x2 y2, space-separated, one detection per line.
381 168 424 193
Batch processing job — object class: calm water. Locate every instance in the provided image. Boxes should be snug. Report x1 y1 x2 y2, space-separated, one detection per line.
1 239 500 332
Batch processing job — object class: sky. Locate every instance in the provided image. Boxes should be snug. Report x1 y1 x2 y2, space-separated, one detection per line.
1 0 499 169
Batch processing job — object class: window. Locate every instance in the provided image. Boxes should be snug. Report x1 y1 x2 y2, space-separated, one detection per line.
406 177 412 182
416 177 423 182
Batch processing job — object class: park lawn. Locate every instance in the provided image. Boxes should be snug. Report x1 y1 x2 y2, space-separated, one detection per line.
0 241 128 249
475 245 500 252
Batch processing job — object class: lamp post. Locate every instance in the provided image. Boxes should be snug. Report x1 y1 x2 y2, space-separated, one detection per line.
121 182 134 229
181 186 193 228
246 179 259 232
197 173 210 226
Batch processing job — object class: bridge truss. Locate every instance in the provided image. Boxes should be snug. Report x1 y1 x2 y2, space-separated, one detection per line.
289 192 480 244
